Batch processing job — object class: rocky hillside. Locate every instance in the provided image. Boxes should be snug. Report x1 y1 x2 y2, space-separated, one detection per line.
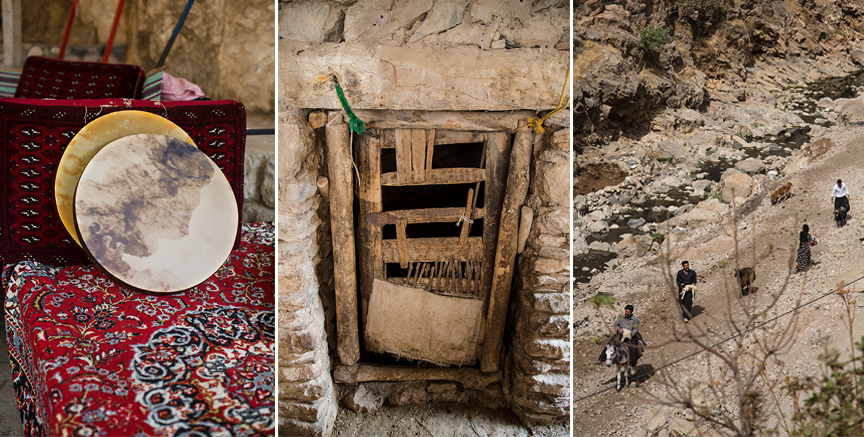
574 1 864 435
575 0 864 148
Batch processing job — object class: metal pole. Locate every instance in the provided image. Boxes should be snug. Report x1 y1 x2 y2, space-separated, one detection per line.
58 0 80 60
101 0 126 63
155 0 196 69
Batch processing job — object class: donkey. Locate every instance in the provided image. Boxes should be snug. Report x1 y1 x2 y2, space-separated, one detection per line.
835 205 848 227
604 332 631 391
734 267 756 296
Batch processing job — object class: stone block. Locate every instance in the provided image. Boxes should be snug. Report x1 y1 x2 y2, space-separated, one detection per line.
409 2 465 42
522 338 569 359
342 384 385 413
511 369 570 395
279 43 569 111
278 2 343 44
533 149 570 206
388 382 428 406
527 293 569 314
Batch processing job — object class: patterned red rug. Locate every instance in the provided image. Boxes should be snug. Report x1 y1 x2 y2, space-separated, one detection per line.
4 222 274 437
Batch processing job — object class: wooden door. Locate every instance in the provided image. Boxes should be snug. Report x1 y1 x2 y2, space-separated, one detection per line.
355 128 512 367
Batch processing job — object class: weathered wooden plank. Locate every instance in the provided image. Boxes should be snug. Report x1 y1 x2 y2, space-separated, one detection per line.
382 237 483 263
333 363 502 389
325 111 359 366
459 188 474 245
425 129 436 170
479 132 511 303
316 176 329 202
351 109 537 131
481 128 533 373
355 131 383 333
394 128 411 182
411 129 426 181
517 206 534 254
395 217 409 269
2 0 22 68
381 168 485 186
434 130 484 145
382 130 486 148
384 207 485 224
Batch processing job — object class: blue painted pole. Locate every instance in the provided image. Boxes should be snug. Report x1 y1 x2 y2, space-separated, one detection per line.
155 0 196 69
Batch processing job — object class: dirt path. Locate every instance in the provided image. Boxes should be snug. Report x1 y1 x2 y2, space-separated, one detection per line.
574 124 864 436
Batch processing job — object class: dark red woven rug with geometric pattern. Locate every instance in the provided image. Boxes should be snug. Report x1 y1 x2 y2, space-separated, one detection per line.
15 56 145 100
0 98 246 264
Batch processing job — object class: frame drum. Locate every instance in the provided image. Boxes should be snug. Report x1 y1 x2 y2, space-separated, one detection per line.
73 133 237 293
56 110 195 247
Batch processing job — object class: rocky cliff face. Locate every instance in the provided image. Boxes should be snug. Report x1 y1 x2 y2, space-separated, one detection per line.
575 0 864 148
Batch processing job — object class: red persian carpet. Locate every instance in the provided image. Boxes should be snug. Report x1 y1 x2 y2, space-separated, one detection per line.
4 222 275 437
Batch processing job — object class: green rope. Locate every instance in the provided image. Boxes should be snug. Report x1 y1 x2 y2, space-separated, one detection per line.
332 76 366 134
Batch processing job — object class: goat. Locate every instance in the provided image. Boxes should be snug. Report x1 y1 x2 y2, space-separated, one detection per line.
734 267 756 296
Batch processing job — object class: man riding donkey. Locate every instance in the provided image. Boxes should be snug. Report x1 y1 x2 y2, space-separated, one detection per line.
598 304 645 370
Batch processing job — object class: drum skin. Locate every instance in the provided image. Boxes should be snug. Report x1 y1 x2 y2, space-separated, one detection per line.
73 134 237 293
56 110 195 247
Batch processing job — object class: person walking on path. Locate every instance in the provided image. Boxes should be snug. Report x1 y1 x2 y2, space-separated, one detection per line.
832 179 851 212
676 261 697 322
796 224 813 273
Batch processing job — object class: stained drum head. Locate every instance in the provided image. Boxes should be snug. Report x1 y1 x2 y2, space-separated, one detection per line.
56 110 195 247
73 133 237 293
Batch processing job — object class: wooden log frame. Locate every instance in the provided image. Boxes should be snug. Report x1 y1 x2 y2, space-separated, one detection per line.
480 128 534 373
355 129 383 331
380 167 485 186
381 236 484 263
333 363 502 389
381 130 485 149
348 109 537 132
479 132 511 309
325 111 359 366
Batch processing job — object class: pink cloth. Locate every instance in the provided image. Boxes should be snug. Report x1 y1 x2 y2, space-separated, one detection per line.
161 72 205 101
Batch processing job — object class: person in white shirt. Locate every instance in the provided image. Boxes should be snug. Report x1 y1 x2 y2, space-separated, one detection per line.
832 179 851 212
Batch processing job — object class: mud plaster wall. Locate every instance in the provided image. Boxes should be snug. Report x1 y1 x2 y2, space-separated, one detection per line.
13 0 275 114
278 0 569 434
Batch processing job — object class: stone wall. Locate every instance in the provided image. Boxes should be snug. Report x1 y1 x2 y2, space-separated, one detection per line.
507 128 570 423
14 0 275 114
278 1 569 434
277 106 337 435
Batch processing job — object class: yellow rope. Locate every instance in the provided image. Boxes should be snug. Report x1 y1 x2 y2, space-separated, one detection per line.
514 66 571 134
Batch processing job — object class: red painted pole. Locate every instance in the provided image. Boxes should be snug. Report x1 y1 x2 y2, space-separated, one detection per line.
102 0 126 63
58 0 80 60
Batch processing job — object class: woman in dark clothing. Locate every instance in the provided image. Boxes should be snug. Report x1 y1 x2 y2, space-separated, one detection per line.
796 224 811 272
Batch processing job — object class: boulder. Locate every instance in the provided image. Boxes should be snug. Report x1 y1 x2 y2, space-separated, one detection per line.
692 179 713 192
652 141 688 162
587 220 608 234
626 217 646 229
840 99 864 126
703 198 729 214
721 172 756 203
615 235 652 258
677 207 718 228
734 157 764 174
588 241 611 252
